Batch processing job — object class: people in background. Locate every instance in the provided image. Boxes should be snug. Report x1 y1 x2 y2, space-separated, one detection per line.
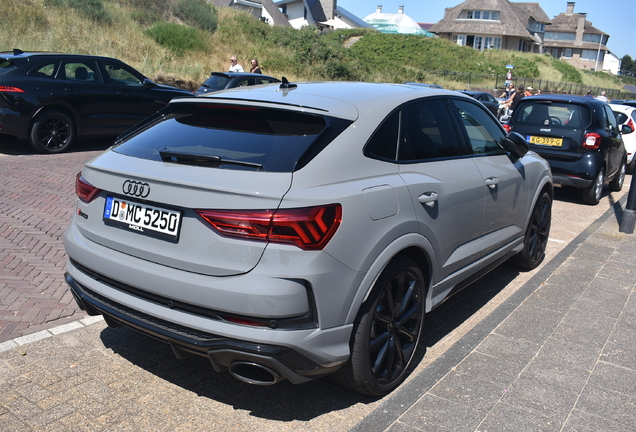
585 90 594 98
596 91 608 102
525 87 533 96
250 59 262 74
229 56 244 73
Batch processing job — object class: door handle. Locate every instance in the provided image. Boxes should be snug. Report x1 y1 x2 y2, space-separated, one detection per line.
116 92 128 96
418 191 438 207
485 177 499 189
64 87 77 93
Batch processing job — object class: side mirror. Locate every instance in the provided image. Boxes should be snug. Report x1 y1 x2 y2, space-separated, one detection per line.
621 124 634 135
501 132 529 159
142 78 156 89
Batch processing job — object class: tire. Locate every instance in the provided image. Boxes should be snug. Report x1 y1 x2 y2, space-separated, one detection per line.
609 160 626 192
582 167 604 205
29 109 75 154
627 157 636 175
510 191 551 270
332 255 425 396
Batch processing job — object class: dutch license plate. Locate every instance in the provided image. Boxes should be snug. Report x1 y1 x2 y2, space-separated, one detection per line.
103 196 181 240
528 135 563 147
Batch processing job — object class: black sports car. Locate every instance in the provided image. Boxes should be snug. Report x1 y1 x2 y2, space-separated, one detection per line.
0 49 193 153
194 72 281 96
459 90 500 116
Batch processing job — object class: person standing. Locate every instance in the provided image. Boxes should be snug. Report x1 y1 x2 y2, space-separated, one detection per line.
525 87 533 96
596 91 608 102
249 58 262 74
229 56 244 73
509 85 525 112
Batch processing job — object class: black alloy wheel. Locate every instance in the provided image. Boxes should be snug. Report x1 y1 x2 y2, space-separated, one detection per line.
29 110 75 154
333 255 425 395
511 191 552 270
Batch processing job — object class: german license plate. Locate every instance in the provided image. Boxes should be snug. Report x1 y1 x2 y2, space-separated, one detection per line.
103 196 181 240
528 135 563 146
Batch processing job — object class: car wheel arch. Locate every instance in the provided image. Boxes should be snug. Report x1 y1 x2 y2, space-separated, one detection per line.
344 234 435 325
30 104 78 134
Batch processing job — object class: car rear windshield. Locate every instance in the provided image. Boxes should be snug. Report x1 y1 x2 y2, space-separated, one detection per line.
112 103 351 172
512 101 591 130
0 60 17 75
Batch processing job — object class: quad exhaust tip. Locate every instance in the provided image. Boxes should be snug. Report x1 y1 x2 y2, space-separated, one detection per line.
228 361 284 385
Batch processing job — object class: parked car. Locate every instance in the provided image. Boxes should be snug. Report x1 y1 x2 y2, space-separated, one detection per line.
621 100 636 109
194 72 281 95
610 103 636 173
0 49 192 153
459 90 500 116
64 81 552 396
504 95 628 205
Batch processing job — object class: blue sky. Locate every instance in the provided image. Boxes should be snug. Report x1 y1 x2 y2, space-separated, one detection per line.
339 0 632 59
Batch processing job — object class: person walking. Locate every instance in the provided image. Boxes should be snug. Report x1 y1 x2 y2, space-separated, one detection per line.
229 56 244 73
249 59 262 74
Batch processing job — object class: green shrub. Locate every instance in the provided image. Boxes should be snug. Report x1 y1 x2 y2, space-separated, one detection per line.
551 58 583 84
44 0 112 23
173 0 218 32
145 22 208 55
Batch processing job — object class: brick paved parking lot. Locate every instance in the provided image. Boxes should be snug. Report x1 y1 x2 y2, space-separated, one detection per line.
0 139 106 343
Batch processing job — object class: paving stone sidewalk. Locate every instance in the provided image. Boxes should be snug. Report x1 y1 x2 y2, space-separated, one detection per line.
0 151 100 343
354 206 636 431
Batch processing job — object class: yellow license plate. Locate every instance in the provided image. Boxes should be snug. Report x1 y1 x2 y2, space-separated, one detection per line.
528 135 563 146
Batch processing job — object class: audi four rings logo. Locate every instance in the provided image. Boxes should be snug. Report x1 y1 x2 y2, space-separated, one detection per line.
122 180 150 198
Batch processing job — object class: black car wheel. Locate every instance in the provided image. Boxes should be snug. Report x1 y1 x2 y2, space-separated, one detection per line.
609 160 626 192
582 167 604 205
333 255 425 396
510 191 551 270
29 110 75 154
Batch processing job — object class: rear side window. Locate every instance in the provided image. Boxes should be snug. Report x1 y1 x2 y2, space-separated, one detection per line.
113 104 351 172
513 102 591 129
30 62 58 78
0 60 16 75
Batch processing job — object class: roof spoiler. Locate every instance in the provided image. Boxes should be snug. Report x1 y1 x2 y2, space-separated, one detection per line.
13 49 24 55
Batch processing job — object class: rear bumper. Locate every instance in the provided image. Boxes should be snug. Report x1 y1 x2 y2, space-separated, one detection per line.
65 271 345 384
0 107 30 137
551 173 593 189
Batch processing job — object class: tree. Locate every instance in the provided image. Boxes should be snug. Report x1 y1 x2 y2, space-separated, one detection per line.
621 55 636 76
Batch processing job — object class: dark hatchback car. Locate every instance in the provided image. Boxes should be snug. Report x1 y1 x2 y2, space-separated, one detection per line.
0 49 193 153
504 94 628 205
459 90 500 116
194 72 281 96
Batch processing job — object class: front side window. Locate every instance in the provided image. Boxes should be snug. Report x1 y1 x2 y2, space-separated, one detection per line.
102 62 145 86
604 105 618 133
398 99 464 162
452 99 506 155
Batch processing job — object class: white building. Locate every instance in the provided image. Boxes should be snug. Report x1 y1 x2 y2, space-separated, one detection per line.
364 5 433 36
269 0 370 30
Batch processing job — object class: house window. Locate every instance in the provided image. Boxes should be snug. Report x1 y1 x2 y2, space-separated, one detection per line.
485 37 492 49
583 34 602 43
551 49 559 58
565 49 572 58
582 50 603 61
493 37 501 49
464 10 499 20
474 36 483 50
530 22 545 32
453 35 466 46
545 32 575 41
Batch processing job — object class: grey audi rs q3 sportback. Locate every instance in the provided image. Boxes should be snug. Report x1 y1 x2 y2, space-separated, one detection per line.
64 81 553 395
